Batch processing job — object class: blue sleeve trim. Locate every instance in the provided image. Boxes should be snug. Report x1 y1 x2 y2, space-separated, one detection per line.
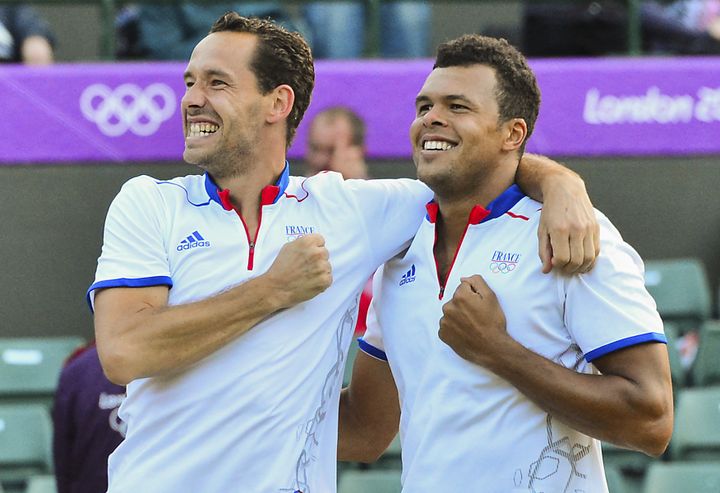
584 332 667 362
358 337 388 362
86 276 173 311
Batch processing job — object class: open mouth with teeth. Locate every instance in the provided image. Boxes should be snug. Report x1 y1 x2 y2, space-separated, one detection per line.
423 140 457 151
187 122 220 138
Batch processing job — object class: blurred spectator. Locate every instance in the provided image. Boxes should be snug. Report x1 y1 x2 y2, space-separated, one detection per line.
116 3 307 60
522 0 720 56
53 343 126 493
643 0 720 53
305 107 371 334
302 1 430 58
0 5 54 64
305 106 368 179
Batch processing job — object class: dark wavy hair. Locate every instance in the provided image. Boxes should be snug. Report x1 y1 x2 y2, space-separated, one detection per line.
434 34 540 152
210 12 315 147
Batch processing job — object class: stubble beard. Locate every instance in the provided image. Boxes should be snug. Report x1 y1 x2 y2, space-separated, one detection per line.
190 125 260 180
415 154 458 200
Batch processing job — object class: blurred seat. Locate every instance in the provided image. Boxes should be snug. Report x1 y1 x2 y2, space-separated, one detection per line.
605 464 630 493
0 404 53 492
25 475 56 493
663 321 686 389
338 469 401 493
343 342 360 387
642 461 720 493
375 434 401 470
0 337 84 408
601 441 654 476
671 386 720 460
644 258 712 333
691 320 720 387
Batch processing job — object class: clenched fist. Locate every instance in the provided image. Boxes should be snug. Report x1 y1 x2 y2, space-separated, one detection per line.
438 275 510 370
265 233 333 309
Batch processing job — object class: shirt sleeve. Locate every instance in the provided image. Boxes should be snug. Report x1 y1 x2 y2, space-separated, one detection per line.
87 176 172 310
563 212 666 362
342 178 432 268
358 266 388 361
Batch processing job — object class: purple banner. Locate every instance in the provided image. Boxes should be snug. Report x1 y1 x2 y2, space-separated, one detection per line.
1 57 719 164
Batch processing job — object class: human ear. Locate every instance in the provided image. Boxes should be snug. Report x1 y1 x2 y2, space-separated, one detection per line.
267 84 295 124
502 118 527 152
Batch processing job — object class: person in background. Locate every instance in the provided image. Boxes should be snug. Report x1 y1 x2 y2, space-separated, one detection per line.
302 1 430 58
305 106 368 180
115 2 308 60
0 5 54 64
642 0 720 53
53 343 126 493
305 106 370 333
522 0 720 56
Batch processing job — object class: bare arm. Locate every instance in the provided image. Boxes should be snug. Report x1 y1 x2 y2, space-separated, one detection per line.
338 351 400 462
94 234 332 385
439 275 674 456
516 153 599 274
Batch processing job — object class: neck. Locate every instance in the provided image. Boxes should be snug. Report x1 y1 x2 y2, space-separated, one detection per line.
212 154 285 237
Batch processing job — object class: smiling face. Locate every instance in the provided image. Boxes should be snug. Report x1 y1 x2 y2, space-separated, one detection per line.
181 32 271 178
410 64 512 199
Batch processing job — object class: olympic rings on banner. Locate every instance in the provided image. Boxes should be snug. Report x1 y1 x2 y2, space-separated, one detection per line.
80 83 176 137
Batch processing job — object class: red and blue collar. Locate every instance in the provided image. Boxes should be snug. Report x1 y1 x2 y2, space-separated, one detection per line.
425 184 526 224
204 161 291 211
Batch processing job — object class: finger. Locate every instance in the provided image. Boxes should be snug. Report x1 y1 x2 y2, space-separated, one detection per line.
593 223 601 259
302 233 325 247
562 233 585 275
538 228 553 274
461 275 490 295
550 233 571 273
579 233 596 273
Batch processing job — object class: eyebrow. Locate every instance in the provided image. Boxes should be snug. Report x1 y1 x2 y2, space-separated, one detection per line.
183 68 233 80
415 94 474 105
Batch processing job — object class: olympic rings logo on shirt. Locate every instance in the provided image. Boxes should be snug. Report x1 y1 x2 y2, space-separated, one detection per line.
80 83 177 137
489 261 517 274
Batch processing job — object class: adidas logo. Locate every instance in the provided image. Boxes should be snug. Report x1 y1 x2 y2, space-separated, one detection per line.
399 264 416 286
176 231 211 252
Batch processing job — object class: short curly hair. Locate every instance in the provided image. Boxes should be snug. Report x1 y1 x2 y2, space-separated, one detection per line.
434 35 540 150
210 12 315 147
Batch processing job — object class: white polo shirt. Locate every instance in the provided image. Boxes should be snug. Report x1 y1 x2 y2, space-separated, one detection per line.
88 164 431 493
362 185 665 493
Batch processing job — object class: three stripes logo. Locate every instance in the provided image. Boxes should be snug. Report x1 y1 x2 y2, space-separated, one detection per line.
399 264 416 286
176 231 211 252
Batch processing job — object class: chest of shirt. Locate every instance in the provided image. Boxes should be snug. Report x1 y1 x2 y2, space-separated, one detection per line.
379 218 571 375
161 199 371 305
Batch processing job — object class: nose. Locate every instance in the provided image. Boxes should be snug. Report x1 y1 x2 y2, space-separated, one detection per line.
421 106 447 128
181 83 206 110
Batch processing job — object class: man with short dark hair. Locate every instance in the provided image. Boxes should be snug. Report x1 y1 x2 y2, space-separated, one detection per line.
339 34 673 493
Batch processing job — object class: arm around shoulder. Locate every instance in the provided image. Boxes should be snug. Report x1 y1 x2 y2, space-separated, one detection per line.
515 153 599 275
